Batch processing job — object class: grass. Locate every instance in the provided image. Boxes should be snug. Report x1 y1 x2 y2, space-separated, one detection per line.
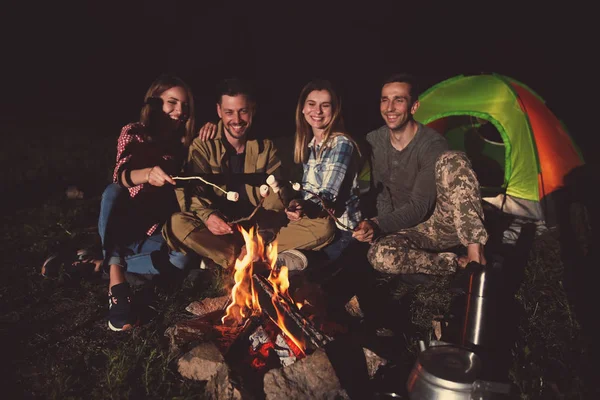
0 195 216 398
1 124 596 399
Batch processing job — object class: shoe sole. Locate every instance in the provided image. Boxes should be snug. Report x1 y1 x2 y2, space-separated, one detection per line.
41 254 60 277
279 249 308 271
108 321 134 332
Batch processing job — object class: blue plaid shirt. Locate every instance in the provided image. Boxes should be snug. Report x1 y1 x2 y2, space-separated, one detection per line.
302 135 362 231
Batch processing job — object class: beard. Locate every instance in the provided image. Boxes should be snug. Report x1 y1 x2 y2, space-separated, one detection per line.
224 122 249 139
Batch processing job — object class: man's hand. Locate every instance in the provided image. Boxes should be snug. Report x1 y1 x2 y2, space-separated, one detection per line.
352 219 378 243
206 214 233 235
285 199 304 222
147 166 176 186
198 122 218 141
467 243 486 265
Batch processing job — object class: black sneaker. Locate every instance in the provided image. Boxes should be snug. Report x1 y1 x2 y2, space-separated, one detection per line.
108 282 136 331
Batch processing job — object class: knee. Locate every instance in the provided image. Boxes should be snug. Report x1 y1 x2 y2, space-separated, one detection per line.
311 218 336 248
163 212 196 243
366 240 382 267
101 183 124 204
366 235 403 273
436 150 470 170
435 151 475 186
169 250 197 270
162 212 204 245
322 219 336 243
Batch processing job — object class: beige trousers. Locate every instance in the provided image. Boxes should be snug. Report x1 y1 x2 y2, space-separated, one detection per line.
163 211 335 269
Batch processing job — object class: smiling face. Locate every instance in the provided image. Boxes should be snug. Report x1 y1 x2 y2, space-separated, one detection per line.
380 82 419 131
158 86 189 130
217 94 254 140
302 90 333 132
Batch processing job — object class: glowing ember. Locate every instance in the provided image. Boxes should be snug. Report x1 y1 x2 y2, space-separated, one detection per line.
222 225 306 354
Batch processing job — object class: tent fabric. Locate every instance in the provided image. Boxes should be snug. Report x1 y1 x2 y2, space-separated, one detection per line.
505 77 583 197
413 73 584 221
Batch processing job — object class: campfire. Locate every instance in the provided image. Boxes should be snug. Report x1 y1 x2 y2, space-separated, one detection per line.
222 226 331 363
167 224 386 398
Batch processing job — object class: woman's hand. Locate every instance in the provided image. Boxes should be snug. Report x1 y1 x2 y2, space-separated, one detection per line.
146 166 176 186
285 199 304 222
198 122 218 141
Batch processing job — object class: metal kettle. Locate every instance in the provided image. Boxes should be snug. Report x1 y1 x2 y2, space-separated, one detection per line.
406 343 510 399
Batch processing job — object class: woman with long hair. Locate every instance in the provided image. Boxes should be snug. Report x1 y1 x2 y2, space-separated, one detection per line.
284 79 362 262
99 74 197 331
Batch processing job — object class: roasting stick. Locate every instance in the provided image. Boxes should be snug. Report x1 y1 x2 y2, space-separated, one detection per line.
290 181 355 231
268 175 353 230
229 184 271 224
172 175 239 202
230 198 265 224
173 175 271 224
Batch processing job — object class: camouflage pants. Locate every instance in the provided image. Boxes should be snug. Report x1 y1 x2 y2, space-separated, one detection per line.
368 151 488 275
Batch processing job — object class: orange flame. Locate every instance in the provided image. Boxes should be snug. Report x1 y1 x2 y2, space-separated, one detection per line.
222 226 261 325
222 225 306 353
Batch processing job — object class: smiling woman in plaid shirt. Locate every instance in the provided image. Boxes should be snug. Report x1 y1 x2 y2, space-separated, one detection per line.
287 79 363 261
98 74 198 332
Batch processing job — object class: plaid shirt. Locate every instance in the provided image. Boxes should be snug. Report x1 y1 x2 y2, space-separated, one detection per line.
302 135 362 231
113 123 184 236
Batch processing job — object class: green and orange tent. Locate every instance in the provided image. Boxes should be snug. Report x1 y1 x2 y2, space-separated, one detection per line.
359 73 584 224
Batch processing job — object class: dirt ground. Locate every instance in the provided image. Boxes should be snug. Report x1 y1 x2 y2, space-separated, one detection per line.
1 188 598 399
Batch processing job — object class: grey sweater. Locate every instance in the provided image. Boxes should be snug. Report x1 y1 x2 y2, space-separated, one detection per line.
366 123 449 233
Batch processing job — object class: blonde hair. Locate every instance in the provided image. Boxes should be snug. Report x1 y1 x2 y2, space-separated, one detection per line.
293 79 360 164
139 74 196 147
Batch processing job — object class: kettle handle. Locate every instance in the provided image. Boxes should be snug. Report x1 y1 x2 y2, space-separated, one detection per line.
472 379 511 394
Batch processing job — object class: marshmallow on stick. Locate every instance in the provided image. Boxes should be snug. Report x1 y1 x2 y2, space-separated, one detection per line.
259 184 270 198
172 176 239 202
266 174 280 193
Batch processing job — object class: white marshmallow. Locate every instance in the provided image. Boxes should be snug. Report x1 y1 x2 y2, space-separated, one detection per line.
259 184 270 198
266 174 279 188
226 191 239 202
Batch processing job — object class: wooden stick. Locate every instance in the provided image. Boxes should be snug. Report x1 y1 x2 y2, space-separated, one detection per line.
253 273 332 349
173 175 239 202
230 198 265 224
172 175 227 195
291 183 355 231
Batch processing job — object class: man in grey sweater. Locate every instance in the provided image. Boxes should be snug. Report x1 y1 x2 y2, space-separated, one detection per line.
353 74 488 276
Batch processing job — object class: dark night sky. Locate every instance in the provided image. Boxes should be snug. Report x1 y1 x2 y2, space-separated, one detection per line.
3 1 595 161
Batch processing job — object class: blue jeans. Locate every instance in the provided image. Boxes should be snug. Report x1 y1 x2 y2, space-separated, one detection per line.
322 229 356 261
98 183 194 275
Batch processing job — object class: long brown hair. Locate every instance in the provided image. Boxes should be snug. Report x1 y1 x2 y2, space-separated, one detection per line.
294 79 360 164
139 74 196 147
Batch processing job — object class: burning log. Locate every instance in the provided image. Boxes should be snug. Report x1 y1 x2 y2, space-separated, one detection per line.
252 273 332 351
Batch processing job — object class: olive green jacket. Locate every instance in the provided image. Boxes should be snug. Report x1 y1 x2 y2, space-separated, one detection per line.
176 121 285 222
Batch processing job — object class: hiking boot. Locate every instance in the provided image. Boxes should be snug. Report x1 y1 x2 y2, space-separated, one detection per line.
108 282 136 332
276 249 308 271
